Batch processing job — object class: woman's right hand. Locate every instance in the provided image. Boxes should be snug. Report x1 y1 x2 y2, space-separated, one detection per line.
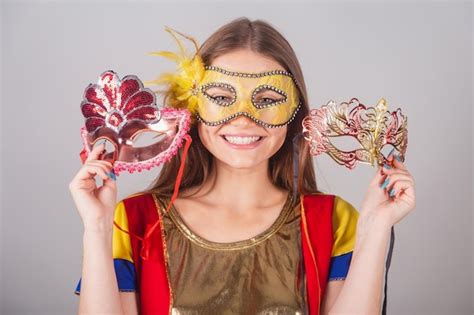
69 143 118 231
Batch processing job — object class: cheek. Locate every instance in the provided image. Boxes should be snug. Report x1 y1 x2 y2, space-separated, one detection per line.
197 123 218 152
279 129 288 144
271 128 287 151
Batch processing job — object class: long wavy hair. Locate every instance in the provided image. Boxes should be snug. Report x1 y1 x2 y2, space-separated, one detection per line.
137 17 321 199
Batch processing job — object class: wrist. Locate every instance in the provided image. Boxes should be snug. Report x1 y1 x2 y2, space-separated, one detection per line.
83 227 113 246
82 213 115 233
355 212 392 246
358 209 393 231
83 220 114 234
82 227 113 253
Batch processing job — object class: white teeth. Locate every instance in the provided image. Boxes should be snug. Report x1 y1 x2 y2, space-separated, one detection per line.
224 136 261 145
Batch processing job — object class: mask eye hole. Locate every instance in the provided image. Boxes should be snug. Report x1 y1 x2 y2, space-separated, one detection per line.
201 82 237 106
252 85 287 109
130 130 168 148
92 138 117 162
328 134 362 154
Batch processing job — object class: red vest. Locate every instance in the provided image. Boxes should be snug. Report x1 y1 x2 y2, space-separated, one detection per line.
123 193 335 315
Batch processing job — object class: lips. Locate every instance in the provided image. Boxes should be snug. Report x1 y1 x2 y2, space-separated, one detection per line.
220 134 265 147
224 135 262 144
221 133 265 137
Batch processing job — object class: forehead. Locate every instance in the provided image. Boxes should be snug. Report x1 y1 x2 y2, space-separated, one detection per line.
210 49 286 73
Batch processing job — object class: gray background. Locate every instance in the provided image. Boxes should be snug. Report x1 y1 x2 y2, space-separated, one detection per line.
1 1 472 314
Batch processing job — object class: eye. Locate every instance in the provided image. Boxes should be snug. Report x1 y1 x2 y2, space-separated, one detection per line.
252 85 287 108
202 83 236 106
255 96 279 106
211 95 233 102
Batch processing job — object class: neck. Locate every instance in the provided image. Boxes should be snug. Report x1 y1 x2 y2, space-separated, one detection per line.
196 158 287 210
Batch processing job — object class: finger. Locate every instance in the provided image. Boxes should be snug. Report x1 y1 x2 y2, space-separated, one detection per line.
383 173 415 193
102 172 118 190
90 158 117 181
79 164 111 182
370 165 387 187
87 160 114 170
380 165 409 176
85 160 114 177
378 170 412 192
386 179 416 202
84 142 106 163
383 172 415 188
391 153 408 171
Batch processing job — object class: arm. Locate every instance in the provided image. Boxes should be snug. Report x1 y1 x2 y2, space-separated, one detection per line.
327 216 391 315
76 199 140 314
69 142 124 314
321 280 345 314
119 292 139 315
78 228 124 315
328 152 415 314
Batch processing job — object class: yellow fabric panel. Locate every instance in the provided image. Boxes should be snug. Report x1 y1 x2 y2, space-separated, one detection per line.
112 200 134 263
331 195 360 257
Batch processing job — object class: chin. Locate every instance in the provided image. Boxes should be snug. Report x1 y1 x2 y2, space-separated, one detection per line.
217 155 266 170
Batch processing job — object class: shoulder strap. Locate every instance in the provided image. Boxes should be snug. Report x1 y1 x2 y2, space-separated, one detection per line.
122 193 172 315
302 193 395 315
301 193 335 315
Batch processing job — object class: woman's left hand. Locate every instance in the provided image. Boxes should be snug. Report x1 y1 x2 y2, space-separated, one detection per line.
359 150 417 229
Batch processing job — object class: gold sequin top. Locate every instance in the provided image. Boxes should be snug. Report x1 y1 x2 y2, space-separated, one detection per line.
156 193 307 315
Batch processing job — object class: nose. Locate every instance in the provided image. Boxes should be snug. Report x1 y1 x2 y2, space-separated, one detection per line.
228 115 256 126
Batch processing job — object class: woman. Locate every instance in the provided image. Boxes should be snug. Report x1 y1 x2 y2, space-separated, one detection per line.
69 18 416 315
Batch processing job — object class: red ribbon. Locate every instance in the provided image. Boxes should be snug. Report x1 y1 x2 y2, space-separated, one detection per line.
112 134 193 260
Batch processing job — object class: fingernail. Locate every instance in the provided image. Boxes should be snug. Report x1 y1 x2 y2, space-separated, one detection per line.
388 148 395 157
380 177 390 189
383 163 392 169
395 154 402 162
108 171 116 181
389 187 396 197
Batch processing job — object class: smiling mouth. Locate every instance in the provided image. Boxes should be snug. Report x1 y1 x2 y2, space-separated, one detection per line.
221 135 264 145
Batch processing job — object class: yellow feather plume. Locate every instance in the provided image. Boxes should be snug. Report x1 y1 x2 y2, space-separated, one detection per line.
144 26 204 114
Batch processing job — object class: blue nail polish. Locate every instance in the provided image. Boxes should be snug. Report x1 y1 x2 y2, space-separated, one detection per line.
108 171 116 181
380 177 390 189
388 148 395 157
383 163 392 169
389 188 396 197
395 154 402 162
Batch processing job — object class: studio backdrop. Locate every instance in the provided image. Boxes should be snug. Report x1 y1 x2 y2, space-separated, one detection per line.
1 1 472 314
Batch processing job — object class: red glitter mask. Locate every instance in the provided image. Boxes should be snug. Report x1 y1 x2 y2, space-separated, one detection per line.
79 70 192 175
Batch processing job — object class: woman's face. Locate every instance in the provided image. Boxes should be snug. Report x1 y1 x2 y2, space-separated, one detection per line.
198 49 288 170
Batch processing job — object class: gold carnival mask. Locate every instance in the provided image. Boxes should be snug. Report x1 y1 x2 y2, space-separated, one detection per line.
302 97 408 169
145 27 301 128
195 65 300 127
